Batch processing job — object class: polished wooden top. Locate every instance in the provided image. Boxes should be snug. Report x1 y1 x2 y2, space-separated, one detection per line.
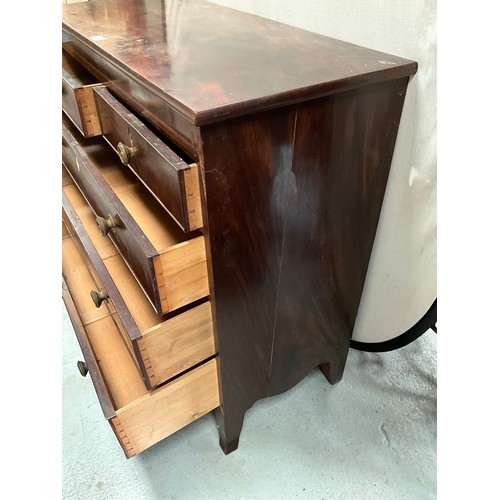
62 0 417 125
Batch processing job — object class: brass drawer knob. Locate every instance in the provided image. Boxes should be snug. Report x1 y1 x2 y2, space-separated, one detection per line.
96 214 119 236
90 288 109 308
77 361 88 377
116 142 137 165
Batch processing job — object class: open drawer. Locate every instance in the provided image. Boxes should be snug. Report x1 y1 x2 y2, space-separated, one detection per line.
93 86 203 232
62 167 217 389
62 222 220 458
62 115 209 315
62 48 102 137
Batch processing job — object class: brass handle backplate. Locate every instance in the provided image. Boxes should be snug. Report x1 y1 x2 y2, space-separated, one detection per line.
90 288 109 308
77 361 88 377
116 142 137 165
96 214 119 236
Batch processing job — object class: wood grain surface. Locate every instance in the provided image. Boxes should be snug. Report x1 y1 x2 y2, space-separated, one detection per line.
62 0 417 126
201 78 409 451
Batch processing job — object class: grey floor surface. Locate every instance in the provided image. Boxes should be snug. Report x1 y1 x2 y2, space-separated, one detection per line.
62 304 437 500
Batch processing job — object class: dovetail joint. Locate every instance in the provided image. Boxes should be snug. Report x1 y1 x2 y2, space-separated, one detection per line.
111 417 136 458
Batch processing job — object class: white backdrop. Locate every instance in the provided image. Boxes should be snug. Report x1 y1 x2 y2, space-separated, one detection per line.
209 0 437 343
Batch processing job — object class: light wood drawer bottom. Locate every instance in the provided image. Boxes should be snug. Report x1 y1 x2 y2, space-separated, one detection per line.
62 233 220 457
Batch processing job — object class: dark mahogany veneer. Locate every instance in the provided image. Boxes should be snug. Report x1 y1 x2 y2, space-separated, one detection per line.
62 0 417 454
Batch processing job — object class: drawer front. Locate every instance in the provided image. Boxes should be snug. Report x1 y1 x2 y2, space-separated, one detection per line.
62 264 220 458
62 49 102 137
63 178 217 388
111 357 219 458
62 117 209 315
93 86 203 232
62 119 160 311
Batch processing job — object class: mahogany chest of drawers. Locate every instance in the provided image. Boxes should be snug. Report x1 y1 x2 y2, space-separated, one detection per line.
61 0 417 457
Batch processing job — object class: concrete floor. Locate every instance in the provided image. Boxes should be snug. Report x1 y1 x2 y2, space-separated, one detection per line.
62 304 436 499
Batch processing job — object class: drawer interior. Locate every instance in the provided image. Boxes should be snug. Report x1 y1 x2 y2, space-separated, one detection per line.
62 48 99 86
